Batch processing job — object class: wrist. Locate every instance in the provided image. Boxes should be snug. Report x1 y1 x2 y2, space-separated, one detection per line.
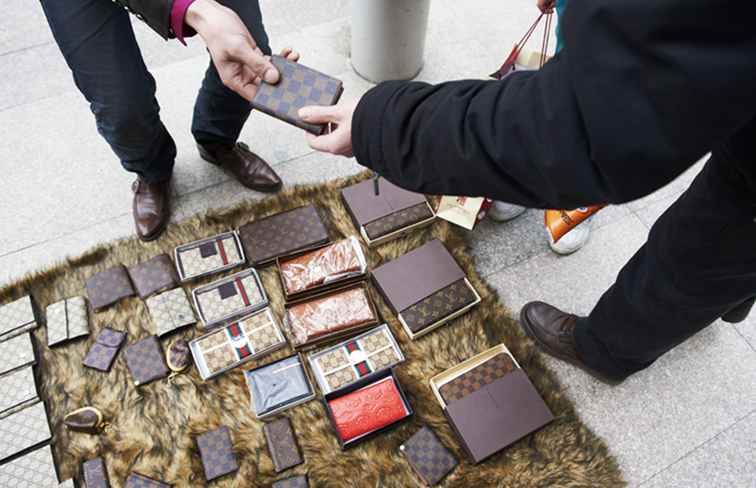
185 0 217 34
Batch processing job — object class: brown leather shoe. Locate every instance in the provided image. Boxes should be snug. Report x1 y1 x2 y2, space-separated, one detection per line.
198 142 282 192
132 177 170 242
519 301 622 384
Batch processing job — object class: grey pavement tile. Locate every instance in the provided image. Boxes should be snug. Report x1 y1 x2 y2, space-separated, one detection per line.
0 0 52 55
734 312 756 353
633 194 679 229
627 157 705 212
640 410 756 488
259 0 350 39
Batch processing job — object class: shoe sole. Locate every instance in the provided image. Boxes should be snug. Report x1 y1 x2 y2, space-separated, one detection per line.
200 152 282 194
519 305 622 386
136 220 167 242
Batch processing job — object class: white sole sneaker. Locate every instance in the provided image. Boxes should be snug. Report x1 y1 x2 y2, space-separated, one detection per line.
548 218 593 255
489 201 527 222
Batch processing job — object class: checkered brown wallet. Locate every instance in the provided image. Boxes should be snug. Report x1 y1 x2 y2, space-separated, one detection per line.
124 335 168 386
251 56 343 135
438 352 516 404
197 426 238 481
83 327 126 372
400 426 457 486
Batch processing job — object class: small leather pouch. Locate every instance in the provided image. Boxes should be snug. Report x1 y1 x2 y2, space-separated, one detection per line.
197 426 238 482
46 296 89 347
124 336 168 386
146 288 196 337
0 295 37 340
86 265 135 311
83 328 126 372
0 365 38 417
166 339 192 377
175 232 244 282
251 56 343 135
0 332 36 377
64 406 108 434
273 475 309 488
82 457 110 488
127 254 179 299
124 472 171 487
264 417 303 473
0 402 51 464
400 426 458 486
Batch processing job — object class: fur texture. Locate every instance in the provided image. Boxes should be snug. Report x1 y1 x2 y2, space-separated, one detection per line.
1 173 625 487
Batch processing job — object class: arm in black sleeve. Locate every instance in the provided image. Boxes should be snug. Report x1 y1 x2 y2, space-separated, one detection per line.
117 0 174 39
351 0 756 209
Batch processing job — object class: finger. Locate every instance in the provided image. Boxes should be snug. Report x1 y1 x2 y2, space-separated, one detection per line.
234 40 280 84
280 47 300 62
298 105 341 124
305 131 344 154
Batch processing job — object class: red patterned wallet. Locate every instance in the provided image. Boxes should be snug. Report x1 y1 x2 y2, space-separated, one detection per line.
328 377 408 442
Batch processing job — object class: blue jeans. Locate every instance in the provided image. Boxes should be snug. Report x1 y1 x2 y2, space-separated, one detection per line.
40 0 271 183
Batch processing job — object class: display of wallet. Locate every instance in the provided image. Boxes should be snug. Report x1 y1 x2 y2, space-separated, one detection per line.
125 472 171 487
430 344 553 463
0 402 51 464
400 427 457 486
127 253 179 299
251 55 344 135
197 426 238 482
372 239 480 339
83 327 126 372
174 232 245 282
273 475 309 488
124 336 168 386
278 236 367 299
145 288 196 337
82 457 109 488
0 366 38 418
192 268 268 328
238 205 330 266
326 374 410 446
264 417 303 472
308 324 404 394
341 178 435 247
86 265 136 311
284 283 379 349
0 445 60 487
0 332 35 378
245 354 315 418
190 308 286 380
46 296 89 347
0 295 37 341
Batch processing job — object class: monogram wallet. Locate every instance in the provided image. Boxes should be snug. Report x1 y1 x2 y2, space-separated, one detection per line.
83 327 126 372
82 457 110 488
0 402 52 464
127 254 179 299
197 426 238 481
0 445 60 486
400 426 458 486
175 232 245 282
273 475 309 488
251 55 343 135
264 417 303 473
86 265 136 311
438 351 516 404
0 332 36 377
145 288 196 337
124 336 168 386
0 295 37 341
0 365 38 417
124 472 171 487
192 268 268 328
46 296 89 347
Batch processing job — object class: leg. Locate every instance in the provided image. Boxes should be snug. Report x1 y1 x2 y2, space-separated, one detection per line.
40 0 175 183
575 118 756 379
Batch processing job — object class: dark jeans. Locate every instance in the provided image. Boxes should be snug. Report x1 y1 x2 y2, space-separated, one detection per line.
40 0 270 183
575 117 756 380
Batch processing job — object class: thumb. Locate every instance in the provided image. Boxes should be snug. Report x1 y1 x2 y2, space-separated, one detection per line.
299 105 341 124
237 44 279 84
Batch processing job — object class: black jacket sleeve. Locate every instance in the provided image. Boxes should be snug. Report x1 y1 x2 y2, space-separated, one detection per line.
352 0 756 209
116 0 174 39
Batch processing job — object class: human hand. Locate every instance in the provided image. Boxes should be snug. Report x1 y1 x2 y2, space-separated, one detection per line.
536 0 556 13
298 100 359 157
186 0 299 100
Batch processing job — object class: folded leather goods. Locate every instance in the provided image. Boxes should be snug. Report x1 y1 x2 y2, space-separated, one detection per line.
82 457 110 488
192 268 268 328
251 55 343 135
285 284 378 349
0 365 38 417
238 205 330 267
86 265 136 311
0 445 60 486
342 178 435 246
197 426 238 482
0 332 35 378
64 406 108 434
46 296 89 347
174 232 245 282
438 351 516 404
127 253 179 299
124 336 168 387
0 402 52 464
190 308 286 381
245 355 314 418
264 417 303 473
83 328 126 372
400 426 458 486
145 288 196 337
372 239 480 339
0 295 37 341
273 475 309 488
278 236 367 298
124 472 171 487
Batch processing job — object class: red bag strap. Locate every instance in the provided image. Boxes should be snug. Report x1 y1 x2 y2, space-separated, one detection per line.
490 13 552 79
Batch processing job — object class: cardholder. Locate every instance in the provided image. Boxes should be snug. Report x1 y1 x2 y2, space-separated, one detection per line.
273 475 309 488
197 426 238 482
82 457 110 488
0 295 37 341
46 296 89 347
264 417 303 473
127 254 179 299
145 288 196 337
124 336 169 386
0 365 38 417
124 472 171 487
175 232 245 282
0 332 36 377
400 426 458 486
83 328 126 372
86 265 135 311
0 445 60 486
251 56 343 135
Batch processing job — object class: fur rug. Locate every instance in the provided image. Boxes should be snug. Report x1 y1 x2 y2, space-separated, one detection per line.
2 173 624 487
